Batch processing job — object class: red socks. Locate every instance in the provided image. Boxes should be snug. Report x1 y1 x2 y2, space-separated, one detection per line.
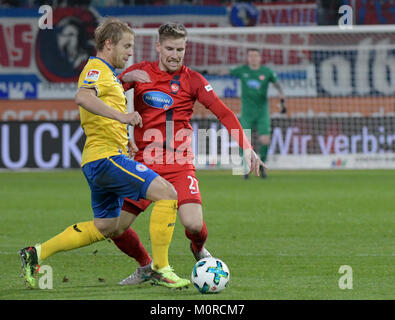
112 228 152 267
113 221 208 265
185 221 208 253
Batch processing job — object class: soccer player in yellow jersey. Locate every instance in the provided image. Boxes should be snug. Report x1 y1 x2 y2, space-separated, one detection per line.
18 18 190 289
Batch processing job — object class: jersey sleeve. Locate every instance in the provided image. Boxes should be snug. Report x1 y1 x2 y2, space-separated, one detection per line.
117 61 148 92
190 71 252 150
207 99 252 150
78 66 107 97
190 71 220 107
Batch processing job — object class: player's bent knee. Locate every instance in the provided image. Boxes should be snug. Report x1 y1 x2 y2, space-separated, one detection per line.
94 225 112 238
112 223 129 238
94 219 118 238
158 180 177 200
164 182 177 200
146 176 177 201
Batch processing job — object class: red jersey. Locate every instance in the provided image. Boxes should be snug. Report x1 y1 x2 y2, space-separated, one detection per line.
119 61 251 173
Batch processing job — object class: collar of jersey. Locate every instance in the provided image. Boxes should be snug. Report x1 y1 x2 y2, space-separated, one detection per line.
89 56 116 76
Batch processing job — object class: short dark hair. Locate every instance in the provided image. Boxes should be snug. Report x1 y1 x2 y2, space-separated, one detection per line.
247 48 260 54
158 23 187 43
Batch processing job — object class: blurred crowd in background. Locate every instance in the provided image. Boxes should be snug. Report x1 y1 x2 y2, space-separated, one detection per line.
1 0 321 7
2 1 394 25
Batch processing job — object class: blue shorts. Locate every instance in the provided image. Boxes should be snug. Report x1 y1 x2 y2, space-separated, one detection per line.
82 155 158 219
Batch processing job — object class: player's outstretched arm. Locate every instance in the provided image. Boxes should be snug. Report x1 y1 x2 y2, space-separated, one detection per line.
75 87 142 127
208 98 266 176
121 69 151 84
118 67 151 92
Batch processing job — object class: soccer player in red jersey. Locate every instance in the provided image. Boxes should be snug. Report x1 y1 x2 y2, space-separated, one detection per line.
112 23 265 285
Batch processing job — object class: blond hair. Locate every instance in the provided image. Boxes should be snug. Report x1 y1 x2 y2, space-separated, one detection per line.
95 18 134 51
158 23 187 43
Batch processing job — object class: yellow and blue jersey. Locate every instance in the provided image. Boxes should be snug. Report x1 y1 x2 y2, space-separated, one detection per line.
77 56 159 219
77 56 128 167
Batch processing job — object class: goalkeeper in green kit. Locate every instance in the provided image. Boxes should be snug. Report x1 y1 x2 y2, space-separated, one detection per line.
230 48 286 179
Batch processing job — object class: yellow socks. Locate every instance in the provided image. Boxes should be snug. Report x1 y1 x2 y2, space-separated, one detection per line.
149 200 177 270
34 201 177 269
37 221 105 263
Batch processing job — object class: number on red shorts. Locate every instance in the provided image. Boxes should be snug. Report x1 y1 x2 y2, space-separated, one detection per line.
187 175 199 194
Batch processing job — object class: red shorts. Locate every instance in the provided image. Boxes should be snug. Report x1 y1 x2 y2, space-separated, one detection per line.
122 169 201 215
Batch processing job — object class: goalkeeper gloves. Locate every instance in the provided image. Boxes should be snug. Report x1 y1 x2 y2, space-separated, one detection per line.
280 98 287 114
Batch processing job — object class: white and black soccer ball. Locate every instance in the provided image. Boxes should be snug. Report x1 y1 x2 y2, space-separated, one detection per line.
191 257 230 294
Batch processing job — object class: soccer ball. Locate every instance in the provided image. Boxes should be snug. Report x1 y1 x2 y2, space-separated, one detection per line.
191 257 230 294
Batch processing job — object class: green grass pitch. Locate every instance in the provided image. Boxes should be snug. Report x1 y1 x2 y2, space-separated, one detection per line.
0 169 393 300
